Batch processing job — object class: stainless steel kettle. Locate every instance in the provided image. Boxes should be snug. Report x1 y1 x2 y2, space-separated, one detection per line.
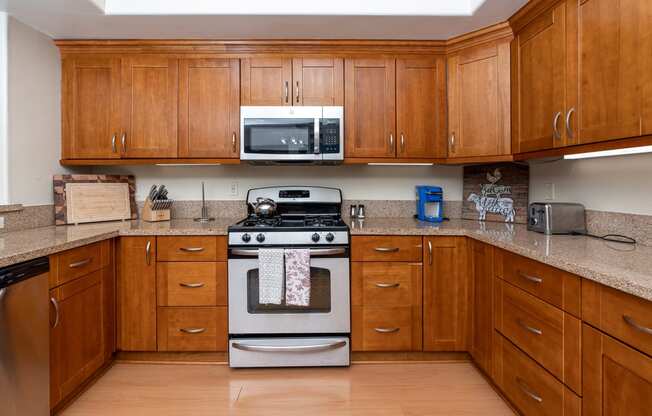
250 197 277 217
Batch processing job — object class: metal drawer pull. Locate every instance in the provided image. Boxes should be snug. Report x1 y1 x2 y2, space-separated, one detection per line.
516 377 543 403
375 282 400 289
374 247 399 253
180 327 206 334
69 258 92 268
145 240 152 265
179 282 205 288
232 340 347 353
518 272 543 284
50 297 60 329
517 319 543 336
623 315 652 335
179 247 205 252
111 134 117 152
374 327 400 333
231 248 345 257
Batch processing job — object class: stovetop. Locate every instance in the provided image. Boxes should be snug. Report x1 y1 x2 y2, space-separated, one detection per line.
230 215 348 232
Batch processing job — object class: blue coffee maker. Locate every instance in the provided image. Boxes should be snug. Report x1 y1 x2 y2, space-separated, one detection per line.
416 186 444 223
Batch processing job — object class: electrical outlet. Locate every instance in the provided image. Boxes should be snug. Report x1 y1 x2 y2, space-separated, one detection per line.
543 183 556 201
230 182 239 196
0 216 4 229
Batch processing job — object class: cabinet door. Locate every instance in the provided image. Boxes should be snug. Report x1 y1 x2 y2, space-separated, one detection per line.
292 58 344 106
50 272 104 407
61 56 121 159
345 59 396 158
470 241 494 375
117 237 157 351
583 324 652 416
513 2 566 153
179 58 240 158
241 58 292 106
578 0 642 143
448 41 511 158
423 237 470 351
642 0 652 135
121 56 178 158
396 57 446 158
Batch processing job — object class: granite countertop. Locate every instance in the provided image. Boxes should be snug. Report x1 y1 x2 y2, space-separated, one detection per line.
1 216 651 303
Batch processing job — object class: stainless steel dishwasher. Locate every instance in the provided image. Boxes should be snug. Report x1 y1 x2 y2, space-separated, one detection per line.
0 256 50 416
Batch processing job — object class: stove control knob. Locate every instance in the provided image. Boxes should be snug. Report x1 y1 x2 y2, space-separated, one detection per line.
241 233 251 243
311 233 321 242
256 233 266 243
325 233 335 242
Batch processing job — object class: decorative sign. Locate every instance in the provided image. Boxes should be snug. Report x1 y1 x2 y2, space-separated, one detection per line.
462 163 529 224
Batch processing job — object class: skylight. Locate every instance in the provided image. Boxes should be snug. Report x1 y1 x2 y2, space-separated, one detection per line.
104 0 488 16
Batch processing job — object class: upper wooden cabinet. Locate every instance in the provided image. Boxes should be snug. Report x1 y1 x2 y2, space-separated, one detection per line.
61 56 121 159
178 58 240 158
241 57 343 106
448 39 511 159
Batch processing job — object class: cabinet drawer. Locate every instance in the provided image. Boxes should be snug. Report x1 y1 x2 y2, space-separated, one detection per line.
157 236 226 261
351 306 421 351
50 242 103 287
351 262 422 307
157 262 227 307
495 279 581 394
496 250 581 317
351 236 422 262
157 307 227 351
582 279 652 357
493 332 581 416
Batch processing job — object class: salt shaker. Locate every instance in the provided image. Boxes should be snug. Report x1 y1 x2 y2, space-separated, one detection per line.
349 204 358 218
357 204 366 219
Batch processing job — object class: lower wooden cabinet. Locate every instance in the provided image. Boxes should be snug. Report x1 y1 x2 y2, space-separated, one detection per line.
470 240 494 374
582 323 652 416
157 307 228 351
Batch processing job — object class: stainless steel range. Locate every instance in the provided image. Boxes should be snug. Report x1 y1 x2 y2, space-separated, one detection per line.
227 186 350 368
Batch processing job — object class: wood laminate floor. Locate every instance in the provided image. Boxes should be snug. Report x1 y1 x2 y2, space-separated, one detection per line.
60 362 515 416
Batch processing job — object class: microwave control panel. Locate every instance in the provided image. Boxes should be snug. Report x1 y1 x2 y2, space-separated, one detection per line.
319 119 341 154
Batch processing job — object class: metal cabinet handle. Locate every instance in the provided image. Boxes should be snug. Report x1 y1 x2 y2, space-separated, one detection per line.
517 319 543 336
450 132 456 148
374 247 399 253
516 377 543 403
518 271 543 284
50 297 60 329
623 315 652 335
374 327 400 333
428 240 433 265
552 111 562 140
296 81 300 103
179 247 205 253
179 282 205 289
284 81 289 103
180 327 206 334
0 288 6 302
121 133 126 152
389 134 394 149
565 108 575 140
232 132 237 153
400 133 405 151
232 340 347 353
69 258 91 268
111 134 117 153
375 282 400 289
145 240 152 265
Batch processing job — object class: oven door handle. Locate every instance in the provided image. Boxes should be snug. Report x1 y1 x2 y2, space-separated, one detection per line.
232 340 347 353
230 248 346 257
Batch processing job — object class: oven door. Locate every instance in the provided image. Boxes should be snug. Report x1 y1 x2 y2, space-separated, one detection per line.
240 106 323 161
228 247 350 335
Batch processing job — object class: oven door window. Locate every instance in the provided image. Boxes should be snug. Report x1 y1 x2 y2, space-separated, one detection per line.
247 267 331 313
243 118 315 154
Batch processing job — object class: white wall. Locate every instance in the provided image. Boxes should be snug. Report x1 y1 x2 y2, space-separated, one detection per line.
101 165 464 202
7 17 68 206
529 153 652 216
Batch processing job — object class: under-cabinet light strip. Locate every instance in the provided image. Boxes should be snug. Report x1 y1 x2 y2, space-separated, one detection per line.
563 145 652 160
367 163 435 166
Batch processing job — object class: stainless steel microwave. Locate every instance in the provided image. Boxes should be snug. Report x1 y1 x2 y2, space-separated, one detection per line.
240 106 343 164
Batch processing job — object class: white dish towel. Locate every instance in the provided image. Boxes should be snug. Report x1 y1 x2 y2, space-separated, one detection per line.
258 248 285 305
285 248 311 307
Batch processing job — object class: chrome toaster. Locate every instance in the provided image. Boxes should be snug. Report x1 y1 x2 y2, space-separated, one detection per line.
527 202 587 235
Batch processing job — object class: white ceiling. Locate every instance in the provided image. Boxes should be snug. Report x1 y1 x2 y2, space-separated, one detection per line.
4 0 528 40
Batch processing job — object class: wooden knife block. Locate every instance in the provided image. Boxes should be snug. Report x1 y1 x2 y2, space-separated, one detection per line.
142 199 171 222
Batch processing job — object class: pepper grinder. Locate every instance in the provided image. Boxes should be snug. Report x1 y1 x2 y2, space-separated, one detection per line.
194 182 215 222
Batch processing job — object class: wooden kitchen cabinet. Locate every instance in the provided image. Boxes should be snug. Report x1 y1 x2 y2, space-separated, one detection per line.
120 56 178 158
396 57 446 159
423 237 470 351
292 58 344 106
344 58 396 158
61 56 121 159
241 58 293 106
582 324 652 416
117 237 157 351
178 58 240 158
470 240 494 375
447 39 511 159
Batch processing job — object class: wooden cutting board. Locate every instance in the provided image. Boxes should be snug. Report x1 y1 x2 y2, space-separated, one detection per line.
65 182 132 224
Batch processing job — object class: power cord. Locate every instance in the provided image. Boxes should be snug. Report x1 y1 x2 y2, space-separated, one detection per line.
569 231 637 245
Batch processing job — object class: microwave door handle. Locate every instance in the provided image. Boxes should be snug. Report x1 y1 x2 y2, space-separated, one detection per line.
314 118 320 154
